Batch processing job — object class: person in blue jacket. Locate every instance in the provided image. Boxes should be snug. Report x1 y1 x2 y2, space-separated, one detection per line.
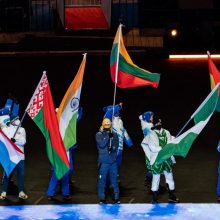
47 107 83 201
103 103 133 171
96 118 120 204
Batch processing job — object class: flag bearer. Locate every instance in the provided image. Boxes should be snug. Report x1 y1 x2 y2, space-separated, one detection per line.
139 111 154 188
96 118 120 204
103 103 133 170
0 114 28 200
141 115 179 203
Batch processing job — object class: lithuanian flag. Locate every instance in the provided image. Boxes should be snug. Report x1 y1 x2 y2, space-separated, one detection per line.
208 52 220 111
57 54 86 150
26 72 69 179
110 24 160 88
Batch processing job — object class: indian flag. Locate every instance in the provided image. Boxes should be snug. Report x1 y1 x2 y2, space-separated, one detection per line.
208 51 220 111
26 72 69 179
57 54 86 150
154 83 219 165
110 24 160 88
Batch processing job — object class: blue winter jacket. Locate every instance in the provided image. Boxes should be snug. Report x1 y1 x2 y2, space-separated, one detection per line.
96 130 119 164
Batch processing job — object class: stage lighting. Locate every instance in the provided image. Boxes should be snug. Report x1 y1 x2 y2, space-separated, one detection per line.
170 29 178 37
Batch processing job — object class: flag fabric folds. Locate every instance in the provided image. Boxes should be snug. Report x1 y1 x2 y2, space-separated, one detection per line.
0 129 24 177
57 54 86 150
208 52 220 111
26 72 69 179
154 83 219 165
110 24 160 88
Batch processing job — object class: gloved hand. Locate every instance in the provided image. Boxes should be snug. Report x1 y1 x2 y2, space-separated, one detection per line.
11 138 16 143
108 132 114 138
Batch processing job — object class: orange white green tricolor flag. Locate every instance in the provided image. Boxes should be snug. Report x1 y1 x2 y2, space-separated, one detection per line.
207 51 220 111
57 54 86 150
26 72 70 179
110 24 160 88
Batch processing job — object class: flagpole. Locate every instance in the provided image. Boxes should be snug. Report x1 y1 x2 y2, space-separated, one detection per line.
176 83 219 137
112 24 122 122
12 71 47 138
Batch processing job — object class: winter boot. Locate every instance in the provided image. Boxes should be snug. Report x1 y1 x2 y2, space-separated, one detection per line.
151 191 159 204
168 190 179 203
99 200 106 204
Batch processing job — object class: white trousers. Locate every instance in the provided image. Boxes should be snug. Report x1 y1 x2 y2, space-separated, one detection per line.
151 170 175 192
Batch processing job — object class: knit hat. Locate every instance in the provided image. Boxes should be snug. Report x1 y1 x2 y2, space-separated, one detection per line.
0 98 13 116
142 111 154 122
103 104 122 119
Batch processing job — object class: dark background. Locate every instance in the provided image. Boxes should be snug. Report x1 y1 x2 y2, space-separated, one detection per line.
0 53 220 204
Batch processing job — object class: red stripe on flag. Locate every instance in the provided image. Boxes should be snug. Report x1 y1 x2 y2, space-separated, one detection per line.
0 130 24 154
43 85 69 167
110 63 159 88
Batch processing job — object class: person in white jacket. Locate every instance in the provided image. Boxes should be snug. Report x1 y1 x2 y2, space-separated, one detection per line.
0 114 28 200
103 103 133 170
139 111 154 188
141 115 179 203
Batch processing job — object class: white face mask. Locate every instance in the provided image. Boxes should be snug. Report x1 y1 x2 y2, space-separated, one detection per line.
12 119 20 126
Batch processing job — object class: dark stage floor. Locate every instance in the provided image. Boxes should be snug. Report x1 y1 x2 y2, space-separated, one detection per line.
0 53 220 205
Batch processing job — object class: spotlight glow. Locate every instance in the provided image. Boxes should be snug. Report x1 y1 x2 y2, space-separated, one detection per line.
169 54 220 59
170 29 178 37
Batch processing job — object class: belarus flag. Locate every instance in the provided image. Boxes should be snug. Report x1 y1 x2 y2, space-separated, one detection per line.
26 72 70 179
0 129 24 177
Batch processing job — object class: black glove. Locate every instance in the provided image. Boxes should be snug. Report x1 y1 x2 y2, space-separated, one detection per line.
108 132 114 138
11 138 16 143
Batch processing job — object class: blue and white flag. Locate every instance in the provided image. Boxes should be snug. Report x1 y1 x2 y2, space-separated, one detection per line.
0 130 24 177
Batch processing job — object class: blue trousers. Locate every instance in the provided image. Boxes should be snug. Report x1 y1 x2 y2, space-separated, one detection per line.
47 169 70 197
217 161 220 196
117 150 123 169
2 160 25 192
98 162 119 201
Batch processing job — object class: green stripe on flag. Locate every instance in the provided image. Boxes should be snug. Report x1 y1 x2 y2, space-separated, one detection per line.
63 112 78 150
117 55 160 82
154 84 219 166
193 86 219 124
33 109 69 179
155 132 198 165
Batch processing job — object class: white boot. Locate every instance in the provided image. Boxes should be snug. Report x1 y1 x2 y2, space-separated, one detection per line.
0 192 7 200
18 191 28 200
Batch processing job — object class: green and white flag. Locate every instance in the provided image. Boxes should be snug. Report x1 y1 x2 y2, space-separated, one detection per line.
154 83 219 165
